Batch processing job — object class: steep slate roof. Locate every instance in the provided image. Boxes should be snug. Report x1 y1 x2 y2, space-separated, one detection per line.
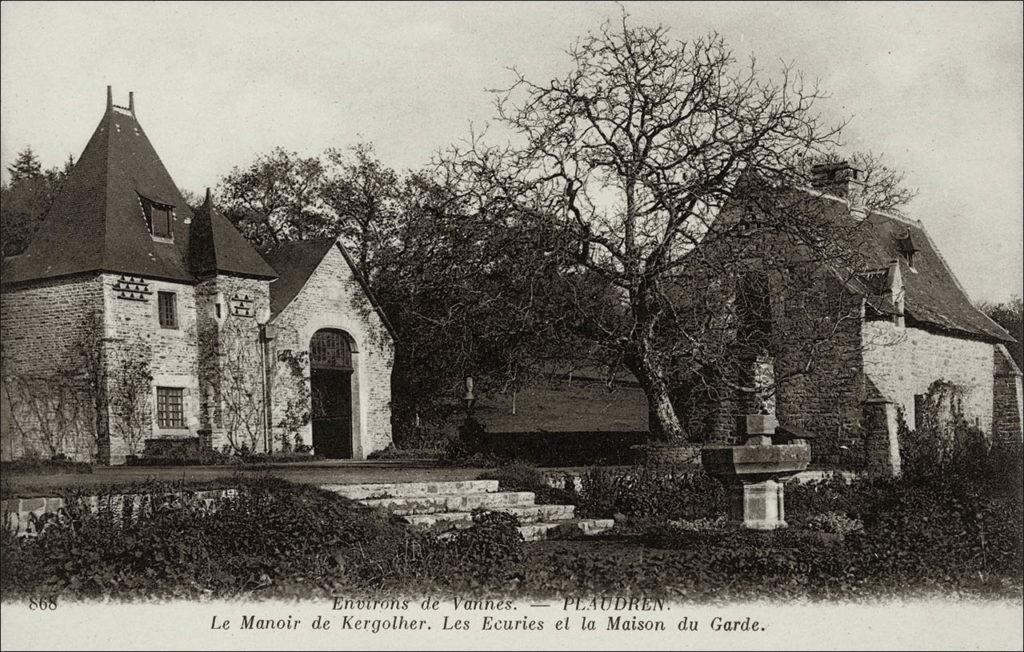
781 188 1014 343
263 238 337 316
714 177 1013 344
854 208 1013 343
188 188 277 279
3 89 274 285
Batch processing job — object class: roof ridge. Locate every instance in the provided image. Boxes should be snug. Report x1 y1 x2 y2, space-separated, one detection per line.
98 104 115 276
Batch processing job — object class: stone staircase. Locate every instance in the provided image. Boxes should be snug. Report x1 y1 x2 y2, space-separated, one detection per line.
321 479 613 542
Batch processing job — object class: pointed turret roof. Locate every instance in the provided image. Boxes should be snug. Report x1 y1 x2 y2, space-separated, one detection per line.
188 188 276 279
3 88 275 285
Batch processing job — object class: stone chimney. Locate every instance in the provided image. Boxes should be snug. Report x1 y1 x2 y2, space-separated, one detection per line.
811 161 867 220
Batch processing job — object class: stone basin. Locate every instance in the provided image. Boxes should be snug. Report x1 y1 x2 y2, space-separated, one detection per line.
701 442 811 484
701 441 811 530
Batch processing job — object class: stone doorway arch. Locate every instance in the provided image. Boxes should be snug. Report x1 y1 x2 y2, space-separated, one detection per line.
309 328 359 458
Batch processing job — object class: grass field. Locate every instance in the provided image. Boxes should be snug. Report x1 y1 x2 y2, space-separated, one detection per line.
464 378 648 433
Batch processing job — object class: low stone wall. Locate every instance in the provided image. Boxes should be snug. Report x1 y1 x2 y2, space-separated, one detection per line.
475 430 650 466
2 488 237 537
630 444 702 466
541 468 859 494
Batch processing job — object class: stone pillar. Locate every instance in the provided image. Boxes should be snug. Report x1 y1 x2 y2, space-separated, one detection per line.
863 397 900 476
726 478 787 530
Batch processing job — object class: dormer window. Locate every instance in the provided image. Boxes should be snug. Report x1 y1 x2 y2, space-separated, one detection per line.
140 196 175 240
896 230 918 269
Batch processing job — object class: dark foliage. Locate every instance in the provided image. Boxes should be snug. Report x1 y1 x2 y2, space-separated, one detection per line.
0 457 93 476
577 465 728 522
124 438 323 466
562 450 1023 599
1 477 529 600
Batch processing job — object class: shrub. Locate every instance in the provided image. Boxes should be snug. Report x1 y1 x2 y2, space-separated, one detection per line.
896 379 1023 490
802 511 863 536
577 465 728 522
392 424 450 451
367 444 442 461
442 510 526 586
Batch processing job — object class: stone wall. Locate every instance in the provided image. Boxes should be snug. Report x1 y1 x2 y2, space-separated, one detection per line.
2 488 238 537
861 319 995 433
0 274 105 462
772 277 866 468
270 244 394 459
194 275 272 453
992 344 1024 445
686 268 867 467
100 274 200 463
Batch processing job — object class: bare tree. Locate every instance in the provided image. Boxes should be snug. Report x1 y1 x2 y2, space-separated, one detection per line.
800 150 917 214
442 16 867 440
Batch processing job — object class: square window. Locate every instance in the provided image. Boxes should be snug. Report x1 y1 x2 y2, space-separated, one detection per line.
158 291 178 329
156 387 185 429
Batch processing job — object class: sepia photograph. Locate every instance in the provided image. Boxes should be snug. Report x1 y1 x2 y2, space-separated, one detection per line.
1 1 1022 650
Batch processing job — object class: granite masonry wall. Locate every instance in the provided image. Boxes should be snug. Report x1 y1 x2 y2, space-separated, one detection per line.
1 274 105 462
861 319 995 433
992 344 1024 445
682 269 867 468
99 273 200 463
194 275 272 453
270 244 394 459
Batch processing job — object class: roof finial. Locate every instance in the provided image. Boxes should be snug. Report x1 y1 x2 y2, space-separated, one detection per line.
128 91 135 116
204 187 213 207
106 85 113 111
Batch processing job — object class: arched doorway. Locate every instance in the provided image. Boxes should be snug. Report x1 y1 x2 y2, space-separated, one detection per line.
310 329 355 458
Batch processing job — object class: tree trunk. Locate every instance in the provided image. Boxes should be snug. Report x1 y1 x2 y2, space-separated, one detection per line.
629 355 685 441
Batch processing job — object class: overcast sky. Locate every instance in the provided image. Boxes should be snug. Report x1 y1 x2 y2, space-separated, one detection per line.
2 1 1021 302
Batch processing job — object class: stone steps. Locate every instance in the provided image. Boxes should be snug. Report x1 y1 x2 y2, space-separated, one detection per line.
361 491 537 515
518 518 616 542
321 480 499 500
319 479 614 541
403 504 576 527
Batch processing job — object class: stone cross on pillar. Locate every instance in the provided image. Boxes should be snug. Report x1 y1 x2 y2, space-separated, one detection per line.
738 355 778 446
702 354 810 530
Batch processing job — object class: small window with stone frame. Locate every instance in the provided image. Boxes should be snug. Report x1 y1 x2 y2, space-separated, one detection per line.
158 291 178 329
156 387 185 429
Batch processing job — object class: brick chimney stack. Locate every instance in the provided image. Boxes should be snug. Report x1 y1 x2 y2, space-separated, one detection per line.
811 161 867 220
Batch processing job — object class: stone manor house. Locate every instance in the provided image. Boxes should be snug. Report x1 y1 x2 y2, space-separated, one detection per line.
1 89 394 464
